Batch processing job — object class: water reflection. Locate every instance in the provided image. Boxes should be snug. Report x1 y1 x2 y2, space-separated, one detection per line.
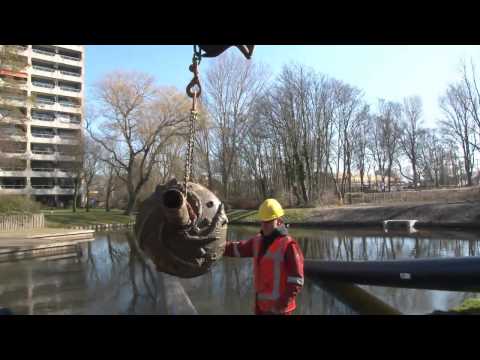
0 226 479 315
0 231 166 315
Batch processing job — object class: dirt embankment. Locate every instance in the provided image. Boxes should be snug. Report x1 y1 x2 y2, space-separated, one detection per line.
304 201 480 228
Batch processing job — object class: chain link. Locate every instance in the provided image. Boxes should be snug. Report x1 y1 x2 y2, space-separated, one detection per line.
183 97 198 196
184 46 202 196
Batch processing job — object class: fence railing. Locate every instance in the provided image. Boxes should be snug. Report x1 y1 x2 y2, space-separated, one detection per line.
0 213 45 232
345 186 480 205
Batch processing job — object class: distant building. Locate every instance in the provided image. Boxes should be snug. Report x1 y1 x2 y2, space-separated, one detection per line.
0 45 84 207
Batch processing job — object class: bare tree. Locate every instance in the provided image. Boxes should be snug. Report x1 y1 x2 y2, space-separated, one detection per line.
87 72 189 215
204 52 269 201
459 59 480 153
55 135 85 213
376 100 402 191
99 157 121 212
420 129 448 187
398 96 425 187
439 82 476 186
194 104 216 191
82 136 101 212
352 107 372 192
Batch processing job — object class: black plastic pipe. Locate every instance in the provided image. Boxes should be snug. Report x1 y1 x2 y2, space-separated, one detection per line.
304 256 480 292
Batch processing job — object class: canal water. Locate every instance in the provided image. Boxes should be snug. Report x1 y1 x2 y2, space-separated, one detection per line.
0 225 479 315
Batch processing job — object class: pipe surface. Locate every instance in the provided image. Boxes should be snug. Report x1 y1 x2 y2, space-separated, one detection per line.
304 257 480 292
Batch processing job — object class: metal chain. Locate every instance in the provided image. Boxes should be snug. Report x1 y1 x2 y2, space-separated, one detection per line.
183 98 197 196
184 46 202 196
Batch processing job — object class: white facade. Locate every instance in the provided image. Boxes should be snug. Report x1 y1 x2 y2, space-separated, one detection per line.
0 45 84 206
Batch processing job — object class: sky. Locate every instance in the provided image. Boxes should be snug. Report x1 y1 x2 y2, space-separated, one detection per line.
85 45 480 127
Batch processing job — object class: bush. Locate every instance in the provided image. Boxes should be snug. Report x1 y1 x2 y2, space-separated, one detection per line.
227 197 259 210
0 195 42 214
313 191 340 207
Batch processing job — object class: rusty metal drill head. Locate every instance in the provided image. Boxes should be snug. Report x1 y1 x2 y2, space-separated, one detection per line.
135 179 228 278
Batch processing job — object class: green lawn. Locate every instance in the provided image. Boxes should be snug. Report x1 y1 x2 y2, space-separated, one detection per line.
44 207 313 228
44 208 135 228
227 208 315 224
452 298 480 314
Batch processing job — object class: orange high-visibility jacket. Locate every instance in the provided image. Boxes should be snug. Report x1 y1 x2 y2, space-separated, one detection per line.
225 233 304 314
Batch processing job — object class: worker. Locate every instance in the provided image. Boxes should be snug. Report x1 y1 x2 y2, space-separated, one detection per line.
224 199 304 315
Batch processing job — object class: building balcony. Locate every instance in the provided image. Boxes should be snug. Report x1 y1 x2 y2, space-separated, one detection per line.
30 66 82 83
32 48 56 56
35 98 56 106
31 132 55 139
31 47 82 66
0 169 28 177
57 55 83 67
1 152 27 158
0 116 28 125
32 85 82 99
0 185 76 195
30 118 81 130
58 101 82 113
55 70 82 82
31 64 56 75
31 184 55 189
30 152 56 161
58 85 81 93
30 152 77 162
12 45 29 53
31 148 54 154
31 50 57 63
32 101 82 114
58 69 81 78
0 78 28 91
30 166 55 172
57 114 81 124
30 186 75 195
31 113 55 122
55 45 83 52
58 101 81 109
0 96 26 107
30 168 75 178
31 81 55 90
59 54 81 62
0 186 29 195
0 184 26 189
0 175 27 193
29 134 79 145
5 134 27 142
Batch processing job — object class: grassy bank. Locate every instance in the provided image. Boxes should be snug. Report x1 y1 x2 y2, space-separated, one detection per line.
432 298 480 315
227 208 316 224
228 200 480 229
44 209 134 228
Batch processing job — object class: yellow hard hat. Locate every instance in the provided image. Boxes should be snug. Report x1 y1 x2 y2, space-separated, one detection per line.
258 199 285 222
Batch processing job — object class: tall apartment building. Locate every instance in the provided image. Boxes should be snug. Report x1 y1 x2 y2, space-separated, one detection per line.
0 45 84 206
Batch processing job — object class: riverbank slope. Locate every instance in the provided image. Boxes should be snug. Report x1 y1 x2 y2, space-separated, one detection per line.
228 200 480 229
